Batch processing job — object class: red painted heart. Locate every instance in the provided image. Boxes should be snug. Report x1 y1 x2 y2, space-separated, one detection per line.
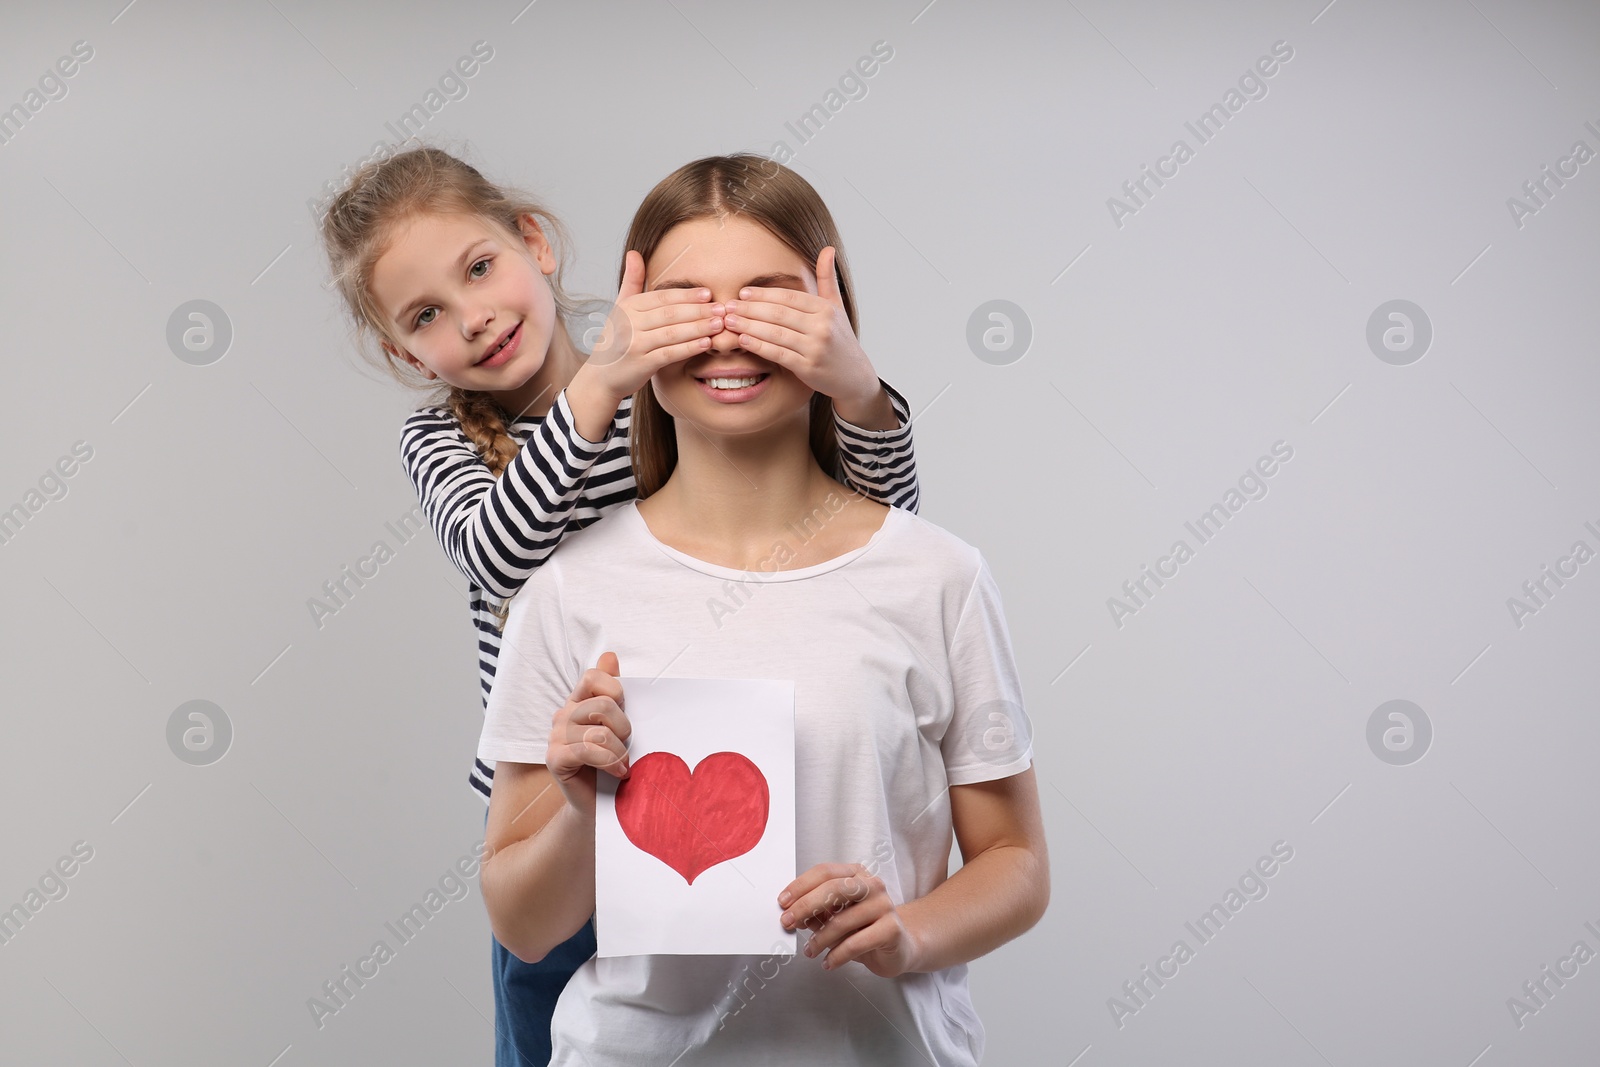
614 751 769 885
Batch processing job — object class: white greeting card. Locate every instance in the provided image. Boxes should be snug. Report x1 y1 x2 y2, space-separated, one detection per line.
595 677 796 957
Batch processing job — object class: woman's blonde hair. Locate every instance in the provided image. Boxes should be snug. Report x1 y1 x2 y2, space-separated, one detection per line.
320 144 581 477
320 144 582 627
619 155 857 499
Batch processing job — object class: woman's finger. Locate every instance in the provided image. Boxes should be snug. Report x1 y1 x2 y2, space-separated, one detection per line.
553 711 629 775
781 866 872 929
577 730 630 777
781 863 859 907
804 890 886 956
567 683 622 723
820 916 903 973
565 728 627 768
568 693 630 740
570 653 623 704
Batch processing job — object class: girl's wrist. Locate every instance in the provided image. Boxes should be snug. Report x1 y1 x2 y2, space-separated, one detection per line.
832 378 894 431
563 370 623 446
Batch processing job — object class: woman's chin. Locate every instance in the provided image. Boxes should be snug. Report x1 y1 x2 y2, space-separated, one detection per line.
674 406 814 445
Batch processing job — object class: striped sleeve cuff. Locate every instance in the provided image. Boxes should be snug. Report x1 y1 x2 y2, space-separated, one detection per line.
833 378 914 442
553 386 615 453
834 379 920 514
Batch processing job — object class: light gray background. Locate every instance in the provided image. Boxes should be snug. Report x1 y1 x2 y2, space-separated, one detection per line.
2 0 1597 1064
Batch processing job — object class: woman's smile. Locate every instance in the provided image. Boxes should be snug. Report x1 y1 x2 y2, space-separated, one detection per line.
644 214 817 426
692 368 772 402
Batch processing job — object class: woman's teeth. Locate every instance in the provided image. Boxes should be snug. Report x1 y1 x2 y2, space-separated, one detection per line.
704 375 766 390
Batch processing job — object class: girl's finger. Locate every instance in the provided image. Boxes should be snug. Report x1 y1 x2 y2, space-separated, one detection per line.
640 316 724 354
724 313 802 353
615 250 645 302
632 286 714 312
643 336 715 372
732 333 803 374
724 297 808 331
640 300 722 332
735 286 818 312
815 246 843 308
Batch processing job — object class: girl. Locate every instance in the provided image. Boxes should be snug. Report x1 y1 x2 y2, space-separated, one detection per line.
477 155 1049 1066
319 146 925 1066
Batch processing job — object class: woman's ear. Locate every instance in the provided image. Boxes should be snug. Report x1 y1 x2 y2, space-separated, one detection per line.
517 213 558 275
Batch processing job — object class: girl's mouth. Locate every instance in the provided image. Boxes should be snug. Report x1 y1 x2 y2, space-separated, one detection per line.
478 323 521 367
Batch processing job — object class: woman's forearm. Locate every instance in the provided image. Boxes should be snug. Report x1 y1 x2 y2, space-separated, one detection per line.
482 799 596 963
899 843 1050 974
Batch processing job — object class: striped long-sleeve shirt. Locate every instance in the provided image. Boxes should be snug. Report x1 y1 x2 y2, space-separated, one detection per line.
399 381 921 803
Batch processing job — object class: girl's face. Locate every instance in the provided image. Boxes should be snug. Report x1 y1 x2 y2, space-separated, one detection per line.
644 214 815 434
370 211 559 394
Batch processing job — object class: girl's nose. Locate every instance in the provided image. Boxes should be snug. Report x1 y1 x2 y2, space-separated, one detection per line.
464 305 493 337
707 313 740 353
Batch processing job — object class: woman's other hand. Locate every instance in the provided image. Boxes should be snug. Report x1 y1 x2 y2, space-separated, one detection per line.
778 862 918 978
546 650 631 819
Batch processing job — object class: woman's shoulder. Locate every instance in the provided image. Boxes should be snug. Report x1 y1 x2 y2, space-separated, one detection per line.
544 502 647 569
868 502 986 581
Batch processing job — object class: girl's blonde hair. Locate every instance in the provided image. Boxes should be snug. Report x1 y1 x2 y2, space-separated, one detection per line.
320 144 581 478
320 144 582 627
619 155 857 499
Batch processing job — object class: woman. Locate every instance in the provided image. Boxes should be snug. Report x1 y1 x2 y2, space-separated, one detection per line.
477 154 1049 1065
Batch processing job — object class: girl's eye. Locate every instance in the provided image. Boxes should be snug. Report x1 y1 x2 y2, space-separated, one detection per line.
469 258 491 279
415 307 437 328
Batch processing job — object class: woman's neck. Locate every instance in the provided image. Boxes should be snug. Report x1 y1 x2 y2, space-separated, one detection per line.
640 411 870 569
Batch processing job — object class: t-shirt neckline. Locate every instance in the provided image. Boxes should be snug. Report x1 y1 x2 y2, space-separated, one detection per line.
624 498 904 582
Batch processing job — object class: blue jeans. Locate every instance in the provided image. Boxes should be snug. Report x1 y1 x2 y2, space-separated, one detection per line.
492 920 596 1065
485 809 596 1066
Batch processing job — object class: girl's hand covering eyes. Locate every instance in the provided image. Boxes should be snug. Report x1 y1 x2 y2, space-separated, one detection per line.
585 252 722 405
545 651 632 820
720 247 882 415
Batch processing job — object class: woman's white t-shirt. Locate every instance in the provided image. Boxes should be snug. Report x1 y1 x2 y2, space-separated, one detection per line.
478 496 1033 1066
